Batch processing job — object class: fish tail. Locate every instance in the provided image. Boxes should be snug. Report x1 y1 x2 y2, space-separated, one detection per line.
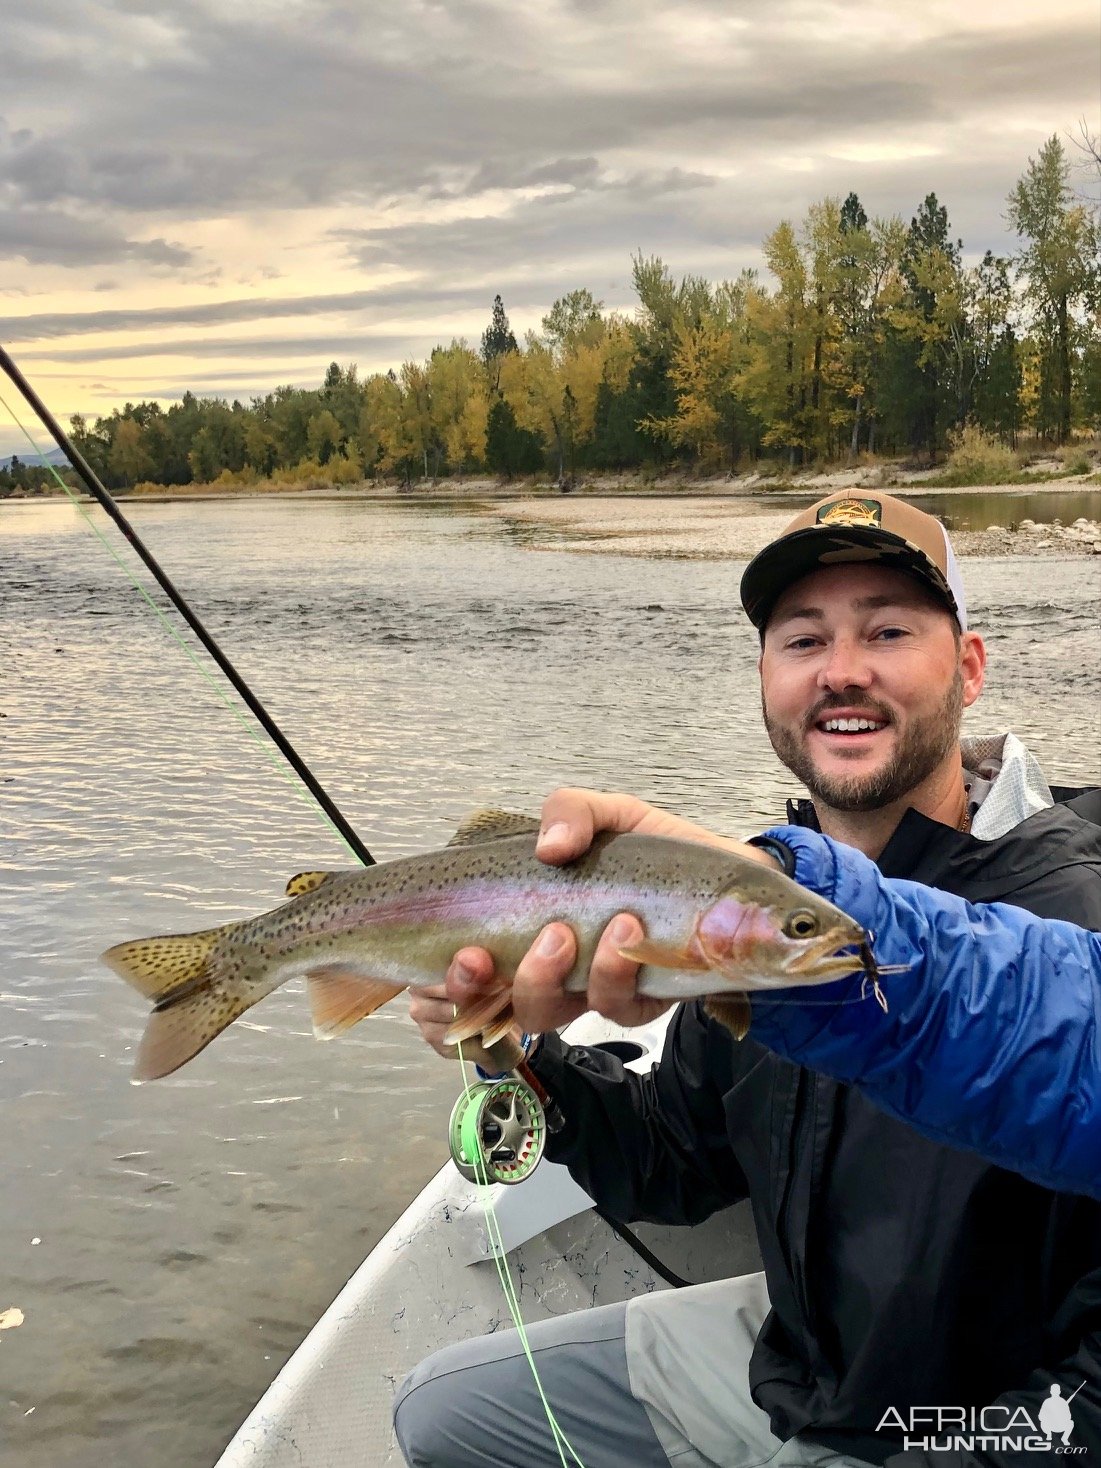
101 928 224 1001
101 927 247 1082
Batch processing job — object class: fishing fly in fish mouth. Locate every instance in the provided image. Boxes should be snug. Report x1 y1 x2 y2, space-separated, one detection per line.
100 808 890 1083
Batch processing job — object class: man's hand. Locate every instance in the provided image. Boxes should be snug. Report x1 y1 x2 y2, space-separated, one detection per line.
408 787 780 1057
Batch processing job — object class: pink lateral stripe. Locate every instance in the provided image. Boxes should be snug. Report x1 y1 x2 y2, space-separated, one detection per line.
299 878 678 940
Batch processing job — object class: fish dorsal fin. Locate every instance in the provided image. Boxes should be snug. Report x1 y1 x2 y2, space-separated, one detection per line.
447 809 540 847
285 870 337 898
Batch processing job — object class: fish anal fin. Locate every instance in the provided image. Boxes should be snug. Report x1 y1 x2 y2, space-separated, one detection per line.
616 937 709 971
101 928 222 1002
133 986 245 1082
704 993 752 1041
447 809 540 848
306 966 404 1038
285 871 338 898
443 987 514 1045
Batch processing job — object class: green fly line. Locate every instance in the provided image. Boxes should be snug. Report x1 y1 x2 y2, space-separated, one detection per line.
457 1041 586 1468
3 388 588 1467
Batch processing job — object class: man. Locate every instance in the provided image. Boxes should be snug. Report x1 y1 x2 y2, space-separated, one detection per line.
396 491 1101 1468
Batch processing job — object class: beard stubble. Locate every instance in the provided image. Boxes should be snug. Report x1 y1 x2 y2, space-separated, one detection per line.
762 670 965 813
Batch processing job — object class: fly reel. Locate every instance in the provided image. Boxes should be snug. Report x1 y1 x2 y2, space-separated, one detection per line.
448 1077 546 1185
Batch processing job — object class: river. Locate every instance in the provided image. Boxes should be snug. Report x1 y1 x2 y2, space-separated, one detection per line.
1 494 1098 1466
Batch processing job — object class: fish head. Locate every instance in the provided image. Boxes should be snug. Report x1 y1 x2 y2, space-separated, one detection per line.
695 887 866 991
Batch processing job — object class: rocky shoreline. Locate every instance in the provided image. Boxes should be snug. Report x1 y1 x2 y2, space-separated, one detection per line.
953 517 1101 557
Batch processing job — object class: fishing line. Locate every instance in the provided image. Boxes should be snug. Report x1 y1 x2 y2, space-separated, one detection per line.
457 1040 587 1468
0 360 373 866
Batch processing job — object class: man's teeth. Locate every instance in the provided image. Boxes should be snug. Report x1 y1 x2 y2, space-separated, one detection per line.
821 717 885 733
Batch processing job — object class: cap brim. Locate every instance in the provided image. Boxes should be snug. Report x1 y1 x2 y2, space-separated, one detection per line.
739 524 959 630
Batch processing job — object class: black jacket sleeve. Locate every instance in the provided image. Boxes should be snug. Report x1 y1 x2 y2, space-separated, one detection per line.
529 1000 751 1227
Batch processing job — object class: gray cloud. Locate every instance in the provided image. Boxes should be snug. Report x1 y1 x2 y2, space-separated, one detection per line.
0 0 1096 412
16 332 445 364
0 280 576 343
1 3 1094 224
0 208 192 268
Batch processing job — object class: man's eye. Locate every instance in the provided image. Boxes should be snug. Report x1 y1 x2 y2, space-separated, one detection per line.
874 627 908 641
786 636 819 651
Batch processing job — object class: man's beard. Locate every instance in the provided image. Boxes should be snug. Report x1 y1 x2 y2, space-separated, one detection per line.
762 671 964 813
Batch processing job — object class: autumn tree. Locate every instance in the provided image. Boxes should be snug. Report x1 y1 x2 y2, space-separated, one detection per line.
306 408 343 465
427 341 489 472
108 418 154 485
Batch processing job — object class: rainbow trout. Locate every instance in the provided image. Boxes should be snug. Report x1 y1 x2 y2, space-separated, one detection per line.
102 810 872 1082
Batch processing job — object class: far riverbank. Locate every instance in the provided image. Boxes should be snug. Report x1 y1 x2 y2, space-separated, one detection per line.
6 481 1101 559
480 494 1101 561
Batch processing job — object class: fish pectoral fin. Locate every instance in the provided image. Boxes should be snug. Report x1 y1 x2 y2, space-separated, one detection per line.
704 993 752 1041
447 809 540 847
306 967 405 1039
443 988 514 1046
616 938 709 971
285 870 338 898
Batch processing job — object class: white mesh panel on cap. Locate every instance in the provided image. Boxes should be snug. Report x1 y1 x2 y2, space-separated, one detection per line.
940 523 968 630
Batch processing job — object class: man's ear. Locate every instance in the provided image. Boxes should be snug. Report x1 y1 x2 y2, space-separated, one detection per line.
960 631 986 708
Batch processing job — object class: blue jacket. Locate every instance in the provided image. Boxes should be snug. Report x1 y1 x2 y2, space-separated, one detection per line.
748 826 1101 1199
534 787 1101 1465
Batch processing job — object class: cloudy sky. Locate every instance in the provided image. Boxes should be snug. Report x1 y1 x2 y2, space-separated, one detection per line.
1 0 1098 457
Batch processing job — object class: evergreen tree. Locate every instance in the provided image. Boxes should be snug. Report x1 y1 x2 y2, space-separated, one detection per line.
883 193 966 457
1008 135 1099 442
484 397 519 477
481 295 518 391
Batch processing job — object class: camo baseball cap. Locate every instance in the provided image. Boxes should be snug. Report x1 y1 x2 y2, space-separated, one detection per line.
739 490 968 632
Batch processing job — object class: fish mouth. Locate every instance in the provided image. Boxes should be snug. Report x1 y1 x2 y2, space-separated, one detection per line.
780 928 866 982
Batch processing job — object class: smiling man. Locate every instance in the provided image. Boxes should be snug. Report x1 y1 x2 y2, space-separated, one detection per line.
746 492 986 857
396 491 1101 1468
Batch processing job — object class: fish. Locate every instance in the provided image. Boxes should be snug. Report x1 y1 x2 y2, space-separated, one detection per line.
101 809 873 1082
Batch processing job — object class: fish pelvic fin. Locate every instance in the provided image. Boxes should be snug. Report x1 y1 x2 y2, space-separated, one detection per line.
285 871 338 898
306 967 405 1039
704 993 752 1041
101 928 223 1003
447 809 540 847
443 987 514 1046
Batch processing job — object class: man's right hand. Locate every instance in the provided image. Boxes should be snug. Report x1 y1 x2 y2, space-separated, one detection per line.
408 787 761 1057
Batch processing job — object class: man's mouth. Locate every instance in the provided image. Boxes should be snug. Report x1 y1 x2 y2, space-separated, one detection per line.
811 711 891 738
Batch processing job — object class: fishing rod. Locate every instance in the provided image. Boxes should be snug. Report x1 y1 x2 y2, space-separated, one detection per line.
0 342 375 869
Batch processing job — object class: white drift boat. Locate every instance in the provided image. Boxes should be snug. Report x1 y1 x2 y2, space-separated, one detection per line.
216 1011 760 1467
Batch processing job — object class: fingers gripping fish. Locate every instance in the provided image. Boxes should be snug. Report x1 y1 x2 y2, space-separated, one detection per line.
101 810 885 1082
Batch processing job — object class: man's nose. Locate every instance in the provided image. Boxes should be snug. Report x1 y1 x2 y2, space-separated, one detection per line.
816 636 874 692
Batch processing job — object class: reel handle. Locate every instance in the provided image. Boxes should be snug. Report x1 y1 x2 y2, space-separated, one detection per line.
485 1031 565 1135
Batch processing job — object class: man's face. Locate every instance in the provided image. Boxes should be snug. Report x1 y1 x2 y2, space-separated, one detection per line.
759 562 985 813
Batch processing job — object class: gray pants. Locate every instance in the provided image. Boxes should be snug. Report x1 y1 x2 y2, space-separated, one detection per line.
393 1273 876 1468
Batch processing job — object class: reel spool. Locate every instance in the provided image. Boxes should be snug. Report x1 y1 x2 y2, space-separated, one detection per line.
449 1077 546 1185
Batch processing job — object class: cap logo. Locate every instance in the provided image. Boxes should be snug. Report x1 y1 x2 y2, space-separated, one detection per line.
816 497 882 528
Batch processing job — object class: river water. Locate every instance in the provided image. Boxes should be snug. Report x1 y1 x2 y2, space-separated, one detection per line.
1 495 1098 1467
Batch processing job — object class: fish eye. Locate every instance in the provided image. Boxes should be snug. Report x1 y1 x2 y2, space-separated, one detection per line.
784 910 819 939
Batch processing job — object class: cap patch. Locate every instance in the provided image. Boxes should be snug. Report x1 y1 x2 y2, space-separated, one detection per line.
816 497 882 529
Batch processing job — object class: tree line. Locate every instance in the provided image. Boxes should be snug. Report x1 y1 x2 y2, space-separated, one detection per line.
12 133 1096 497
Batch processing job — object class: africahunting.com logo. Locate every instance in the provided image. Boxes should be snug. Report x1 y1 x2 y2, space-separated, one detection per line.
877 1384 1086 1454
